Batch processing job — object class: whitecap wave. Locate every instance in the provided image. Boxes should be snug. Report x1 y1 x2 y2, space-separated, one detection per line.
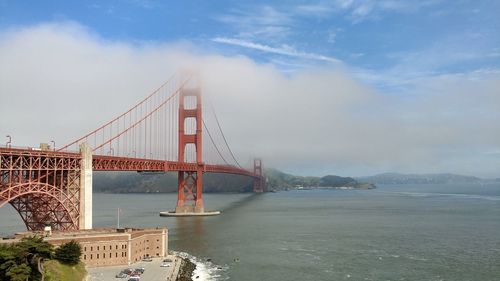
407 255 428 261
176 252 228 281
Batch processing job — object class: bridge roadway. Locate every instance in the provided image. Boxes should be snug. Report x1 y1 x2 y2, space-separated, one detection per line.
0 147 258 178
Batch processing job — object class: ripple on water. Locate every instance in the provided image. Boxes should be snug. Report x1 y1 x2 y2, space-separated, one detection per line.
378 191 500 201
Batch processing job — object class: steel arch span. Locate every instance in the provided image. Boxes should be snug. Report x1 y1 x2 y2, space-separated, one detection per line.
3 186 79 231
0 149 83 230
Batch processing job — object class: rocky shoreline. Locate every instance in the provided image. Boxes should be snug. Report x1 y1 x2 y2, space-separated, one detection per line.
176 257 196 281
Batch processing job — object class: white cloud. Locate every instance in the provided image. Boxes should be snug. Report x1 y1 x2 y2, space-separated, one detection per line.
327 28 343 44
1 22 499 178
212 37 341 63
295 4 335 16
348 27 500 93
293 0 442 23
217 5 292 26
215 6 292 41
127 0 158 9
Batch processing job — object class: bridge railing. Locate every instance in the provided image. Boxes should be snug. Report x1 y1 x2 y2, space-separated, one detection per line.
0 144 74 152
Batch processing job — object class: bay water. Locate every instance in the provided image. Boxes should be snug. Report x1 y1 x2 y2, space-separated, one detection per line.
1 183 499 280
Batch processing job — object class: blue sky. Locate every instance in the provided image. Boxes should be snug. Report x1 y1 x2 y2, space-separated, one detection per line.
1 1 499 177
1 0 499 84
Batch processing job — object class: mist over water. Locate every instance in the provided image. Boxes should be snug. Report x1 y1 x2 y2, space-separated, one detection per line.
1 184 499 280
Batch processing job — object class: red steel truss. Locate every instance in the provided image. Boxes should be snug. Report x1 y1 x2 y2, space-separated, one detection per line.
92 155 259 178
0 147 82 231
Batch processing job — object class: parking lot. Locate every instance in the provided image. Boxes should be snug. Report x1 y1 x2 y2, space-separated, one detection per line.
86 255 180 281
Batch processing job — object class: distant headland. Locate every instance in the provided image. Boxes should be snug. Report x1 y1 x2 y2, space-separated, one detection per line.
356 172 500 185
93 168 375 193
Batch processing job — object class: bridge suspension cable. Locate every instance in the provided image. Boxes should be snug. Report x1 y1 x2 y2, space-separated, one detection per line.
59 74 177 151
202 119 230 165
58 71 246 170
205 96 243 168
59 73 193 161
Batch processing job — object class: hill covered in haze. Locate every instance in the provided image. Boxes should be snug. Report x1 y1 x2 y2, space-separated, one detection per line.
265 168 374 190
93 169 375 193
355 173 495 185
93 171 254 193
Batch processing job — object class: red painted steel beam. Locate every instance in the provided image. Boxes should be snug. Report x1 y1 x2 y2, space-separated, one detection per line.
92 155 260 178
0 147 82 231
0 147 80 159
1 148 261 178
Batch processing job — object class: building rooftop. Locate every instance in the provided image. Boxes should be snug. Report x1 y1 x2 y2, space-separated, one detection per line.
8 227 166 240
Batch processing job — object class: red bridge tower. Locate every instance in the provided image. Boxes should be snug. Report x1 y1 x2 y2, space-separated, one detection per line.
175 86 204 213
253 158 265 193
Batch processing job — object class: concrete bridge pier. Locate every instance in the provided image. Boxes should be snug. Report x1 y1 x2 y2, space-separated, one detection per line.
79 142 93 229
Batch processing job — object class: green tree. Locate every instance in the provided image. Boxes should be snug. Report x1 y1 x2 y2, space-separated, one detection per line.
54 240 81 265
6 263 31 281
0 236 55 281
17 236 54 261
0 244 17 280
17 236 54 280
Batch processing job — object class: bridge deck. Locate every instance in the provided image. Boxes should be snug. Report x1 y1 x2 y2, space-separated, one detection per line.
0 147 259 178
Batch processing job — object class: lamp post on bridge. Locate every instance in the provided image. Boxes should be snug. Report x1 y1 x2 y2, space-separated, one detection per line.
50 140 55 151
5 135 11 148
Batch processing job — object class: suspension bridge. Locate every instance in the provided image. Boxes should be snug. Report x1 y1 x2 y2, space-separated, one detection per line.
0 72 265 231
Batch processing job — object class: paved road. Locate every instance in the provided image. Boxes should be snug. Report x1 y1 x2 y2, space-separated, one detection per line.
86 256 180 281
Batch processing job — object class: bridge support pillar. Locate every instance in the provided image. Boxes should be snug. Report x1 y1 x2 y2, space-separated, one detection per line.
194 166 204 212
171 82 214 215
79 142 93 229
175 169 204 213
253 158 265 193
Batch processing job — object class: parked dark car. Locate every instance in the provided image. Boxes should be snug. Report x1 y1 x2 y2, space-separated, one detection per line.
122 268 134 275
115 272 128 278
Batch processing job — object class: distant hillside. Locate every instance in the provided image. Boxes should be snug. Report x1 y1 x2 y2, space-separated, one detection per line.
265 168 374 190
93 169 374 193
93 171 253 193
356 173 485 185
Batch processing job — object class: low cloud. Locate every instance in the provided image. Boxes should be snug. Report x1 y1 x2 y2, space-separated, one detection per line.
1 22 499 178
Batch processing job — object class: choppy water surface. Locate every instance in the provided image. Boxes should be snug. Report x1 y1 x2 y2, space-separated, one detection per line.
1 183 499 280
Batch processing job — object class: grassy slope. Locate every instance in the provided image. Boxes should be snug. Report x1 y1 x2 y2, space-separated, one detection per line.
44 260 86 281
